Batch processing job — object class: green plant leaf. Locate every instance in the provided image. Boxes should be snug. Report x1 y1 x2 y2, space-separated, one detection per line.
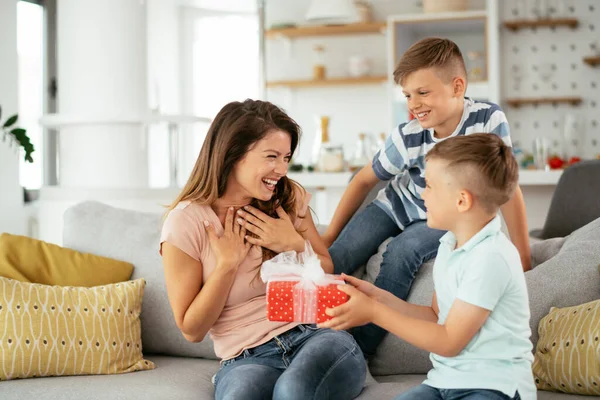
3 114 18 128
10 127 26 137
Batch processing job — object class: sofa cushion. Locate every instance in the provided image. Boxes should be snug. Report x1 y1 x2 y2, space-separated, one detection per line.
532 299 600 396
526 217 600 346
0 356 219 400
531 237 566 268
0 277 154 380
63 202 217 360
0 233 133 286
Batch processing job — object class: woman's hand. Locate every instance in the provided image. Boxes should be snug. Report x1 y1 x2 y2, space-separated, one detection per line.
204 207 252 270
236 206 305 254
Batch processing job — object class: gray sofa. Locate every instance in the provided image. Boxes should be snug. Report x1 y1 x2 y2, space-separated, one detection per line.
1 201 599 400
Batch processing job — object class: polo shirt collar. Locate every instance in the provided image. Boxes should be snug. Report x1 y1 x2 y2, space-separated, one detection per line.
439 215 502 252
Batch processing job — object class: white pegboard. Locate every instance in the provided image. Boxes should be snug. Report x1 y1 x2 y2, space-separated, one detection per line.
501 0 600 159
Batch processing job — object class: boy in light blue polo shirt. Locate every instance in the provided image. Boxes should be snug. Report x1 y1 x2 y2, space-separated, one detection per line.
320 134 535 399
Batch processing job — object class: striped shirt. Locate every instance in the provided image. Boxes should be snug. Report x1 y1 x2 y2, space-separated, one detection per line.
372 98 512 229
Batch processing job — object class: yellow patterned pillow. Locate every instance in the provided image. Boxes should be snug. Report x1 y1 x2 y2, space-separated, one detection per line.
533 299 600 395
0 277 155 380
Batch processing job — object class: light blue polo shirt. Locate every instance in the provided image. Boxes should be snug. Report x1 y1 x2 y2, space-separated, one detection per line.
424 215 536 400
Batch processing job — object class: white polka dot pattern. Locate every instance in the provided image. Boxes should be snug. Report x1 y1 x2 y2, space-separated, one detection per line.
266 279 348 324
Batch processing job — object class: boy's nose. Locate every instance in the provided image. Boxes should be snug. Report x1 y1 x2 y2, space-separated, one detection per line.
408 98 420 109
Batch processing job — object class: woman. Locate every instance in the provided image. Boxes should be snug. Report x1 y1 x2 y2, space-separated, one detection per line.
160 99 366 400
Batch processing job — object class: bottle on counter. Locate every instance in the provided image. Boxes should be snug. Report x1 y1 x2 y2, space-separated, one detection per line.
370 132 387 158
311 116 345 172
349 133 371 172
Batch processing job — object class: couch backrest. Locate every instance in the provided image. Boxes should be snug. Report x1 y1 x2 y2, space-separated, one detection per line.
539 160 600 239
63 201 600 373
63 201 217 359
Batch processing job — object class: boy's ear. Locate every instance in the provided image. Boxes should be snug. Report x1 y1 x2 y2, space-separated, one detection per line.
452 76 466 98
456 188 473 213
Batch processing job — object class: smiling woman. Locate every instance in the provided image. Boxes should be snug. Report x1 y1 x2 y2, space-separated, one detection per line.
159 99 366 400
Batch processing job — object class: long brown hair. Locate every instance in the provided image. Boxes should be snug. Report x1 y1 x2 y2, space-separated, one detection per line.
168 99 304 262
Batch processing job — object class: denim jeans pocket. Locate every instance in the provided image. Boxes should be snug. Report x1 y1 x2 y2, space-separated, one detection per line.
303 324 319 331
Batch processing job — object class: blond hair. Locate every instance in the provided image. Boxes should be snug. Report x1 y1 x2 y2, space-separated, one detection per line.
426 134 519 212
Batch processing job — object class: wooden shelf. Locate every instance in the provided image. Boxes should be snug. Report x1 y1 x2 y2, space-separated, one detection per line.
503 18 579 31
583 56 600 66
265 22 386 38
266 76 387 89
390 10 487 25
505 97 583 108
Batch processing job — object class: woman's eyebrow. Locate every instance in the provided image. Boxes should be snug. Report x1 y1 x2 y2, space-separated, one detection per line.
263 149 291 155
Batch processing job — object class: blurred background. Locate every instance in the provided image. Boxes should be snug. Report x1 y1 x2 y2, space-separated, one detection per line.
1 0 598 244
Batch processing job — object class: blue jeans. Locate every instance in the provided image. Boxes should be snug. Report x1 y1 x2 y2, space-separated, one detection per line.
214 324 366 400
329 203 445 357
395 384 521 400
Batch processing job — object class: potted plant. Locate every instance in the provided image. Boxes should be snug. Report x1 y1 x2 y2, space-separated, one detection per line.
0 105 34 163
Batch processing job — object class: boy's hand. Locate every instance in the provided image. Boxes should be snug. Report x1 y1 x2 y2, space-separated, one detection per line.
341 273 388 303
318 284 377 331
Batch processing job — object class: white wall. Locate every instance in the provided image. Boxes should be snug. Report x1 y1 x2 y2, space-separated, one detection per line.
0 0 24 236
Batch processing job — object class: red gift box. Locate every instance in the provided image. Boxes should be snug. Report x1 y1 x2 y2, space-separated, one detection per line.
266 279 348 324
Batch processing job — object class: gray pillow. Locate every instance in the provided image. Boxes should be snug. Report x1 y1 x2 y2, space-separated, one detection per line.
530 237 566 268
63 201 217 359
526 217 600 346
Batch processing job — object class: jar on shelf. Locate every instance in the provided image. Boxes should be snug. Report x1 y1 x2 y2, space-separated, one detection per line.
354 1 373 23
313 45 326 80
349 133 371 172
318 144 345 172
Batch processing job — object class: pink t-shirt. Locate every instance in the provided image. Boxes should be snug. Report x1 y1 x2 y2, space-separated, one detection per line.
160 191 311 360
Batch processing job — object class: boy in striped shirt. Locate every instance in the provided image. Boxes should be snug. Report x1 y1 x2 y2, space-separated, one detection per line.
322 37 531 357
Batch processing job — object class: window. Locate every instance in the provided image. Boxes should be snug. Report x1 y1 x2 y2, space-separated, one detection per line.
177 8 260 183
190 13 260 117
17 0 44 190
